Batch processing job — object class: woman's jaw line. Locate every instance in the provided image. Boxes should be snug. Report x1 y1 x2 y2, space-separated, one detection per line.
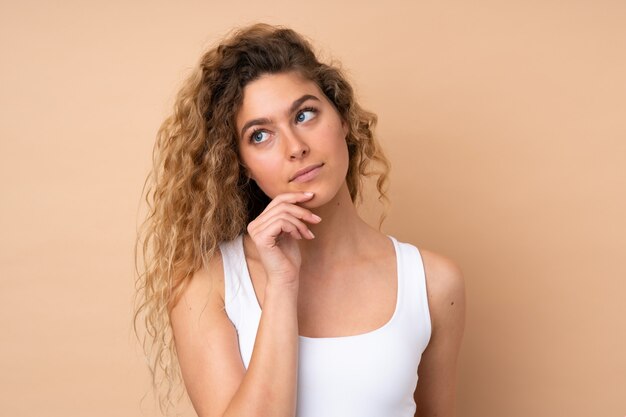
296 183 368 260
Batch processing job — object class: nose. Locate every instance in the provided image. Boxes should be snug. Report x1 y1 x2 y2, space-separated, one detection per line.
283 128 309 160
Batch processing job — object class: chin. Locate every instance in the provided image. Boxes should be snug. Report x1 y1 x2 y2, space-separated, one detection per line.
302 183 346 209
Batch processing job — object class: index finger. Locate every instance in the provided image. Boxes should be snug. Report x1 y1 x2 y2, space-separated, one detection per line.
262 192 315 214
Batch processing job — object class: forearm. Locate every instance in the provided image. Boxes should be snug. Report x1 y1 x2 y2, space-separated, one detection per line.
222 282 299 417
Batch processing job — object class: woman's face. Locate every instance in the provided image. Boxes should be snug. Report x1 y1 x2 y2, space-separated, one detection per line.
236 71 350 207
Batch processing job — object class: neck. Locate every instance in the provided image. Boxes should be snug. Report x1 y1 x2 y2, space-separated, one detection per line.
297 182 375 271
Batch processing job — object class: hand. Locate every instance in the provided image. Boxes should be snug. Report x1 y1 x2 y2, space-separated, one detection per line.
246 192 322 288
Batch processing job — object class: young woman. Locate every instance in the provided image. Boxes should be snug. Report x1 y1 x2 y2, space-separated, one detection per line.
135 23 465 417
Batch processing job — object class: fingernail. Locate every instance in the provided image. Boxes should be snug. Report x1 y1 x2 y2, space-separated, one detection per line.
312 214 322 222
308 230 315 238
304 192 314 196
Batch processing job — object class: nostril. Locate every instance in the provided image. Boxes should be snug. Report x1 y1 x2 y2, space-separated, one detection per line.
290 148 308 159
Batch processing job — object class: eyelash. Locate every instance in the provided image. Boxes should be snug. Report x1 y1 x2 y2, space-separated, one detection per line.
248 106 319 143
297 106 318 121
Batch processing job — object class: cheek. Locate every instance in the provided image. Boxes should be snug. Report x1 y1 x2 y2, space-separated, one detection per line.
328 123 350 162
338 142 350 177
242 149 275 175
244 155 282 194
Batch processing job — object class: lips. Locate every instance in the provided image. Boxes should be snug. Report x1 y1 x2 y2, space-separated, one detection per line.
289 163 324 182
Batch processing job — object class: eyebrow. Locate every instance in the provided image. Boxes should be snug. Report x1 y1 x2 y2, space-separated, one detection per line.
239 94 320 139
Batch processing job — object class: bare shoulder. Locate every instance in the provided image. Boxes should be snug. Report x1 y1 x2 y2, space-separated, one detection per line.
170 247 227 351
419 249 466 329
419 249 464 296
171 248 225 316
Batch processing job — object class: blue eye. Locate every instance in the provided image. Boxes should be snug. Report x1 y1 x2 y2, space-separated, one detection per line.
296 108 317 123
250 130 270 144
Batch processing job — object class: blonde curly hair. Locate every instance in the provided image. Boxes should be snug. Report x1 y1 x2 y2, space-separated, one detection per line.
134 23 391 414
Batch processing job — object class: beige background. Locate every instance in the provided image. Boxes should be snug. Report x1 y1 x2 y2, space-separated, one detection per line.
1 1 624 416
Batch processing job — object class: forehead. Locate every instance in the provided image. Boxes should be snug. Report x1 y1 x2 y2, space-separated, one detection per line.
236 71 323 124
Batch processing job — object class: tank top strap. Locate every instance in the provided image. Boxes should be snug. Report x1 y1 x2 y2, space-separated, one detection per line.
391 236 432 348
222 234 261 327
218 236 241 327
219 234 263 362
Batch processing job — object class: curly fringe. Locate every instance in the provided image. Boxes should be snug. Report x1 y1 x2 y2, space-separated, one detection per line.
134 23 391 415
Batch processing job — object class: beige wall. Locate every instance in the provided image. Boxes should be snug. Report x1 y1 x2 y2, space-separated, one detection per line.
1 1 624 416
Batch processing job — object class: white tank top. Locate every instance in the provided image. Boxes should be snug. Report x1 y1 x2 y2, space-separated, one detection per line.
219 234 431 417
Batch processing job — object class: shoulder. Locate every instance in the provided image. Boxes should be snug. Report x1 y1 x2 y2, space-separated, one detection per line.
171 247 226 320
419 249 464 296
418 248 465 330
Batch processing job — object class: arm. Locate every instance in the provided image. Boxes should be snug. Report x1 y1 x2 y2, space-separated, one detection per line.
414 249 466 417
170 251 300 417
171 192 319 417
